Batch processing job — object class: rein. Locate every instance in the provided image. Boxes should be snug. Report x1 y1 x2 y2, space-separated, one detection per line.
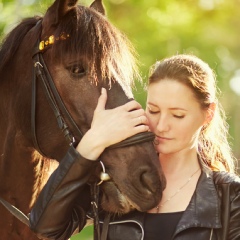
0 20 156 240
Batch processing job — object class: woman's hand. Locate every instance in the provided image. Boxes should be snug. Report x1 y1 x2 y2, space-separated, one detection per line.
76 88 149 160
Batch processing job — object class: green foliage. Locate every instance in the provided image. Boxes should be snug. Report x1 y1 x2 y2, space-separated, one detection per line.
71 226 93 240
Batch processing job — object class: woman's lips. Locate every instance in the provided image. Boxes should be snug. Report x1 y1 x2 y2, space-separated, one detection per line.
154 136 173 145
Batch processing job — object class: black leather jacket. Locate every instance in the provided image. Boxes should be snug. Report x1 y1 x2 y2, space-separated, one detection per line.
29 146 240 240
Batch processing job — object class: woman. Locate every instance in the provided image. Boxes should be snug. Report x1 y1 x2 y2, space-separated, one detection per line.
30 54 240 239
143 54 240 239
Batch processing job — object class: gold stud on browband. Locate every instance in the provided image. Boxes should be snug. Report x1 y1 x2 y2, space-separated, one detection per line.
39 33 70 51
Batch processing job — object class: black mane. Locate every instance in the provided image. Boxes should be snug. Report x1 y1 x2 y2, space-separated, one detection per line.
0 17 41 73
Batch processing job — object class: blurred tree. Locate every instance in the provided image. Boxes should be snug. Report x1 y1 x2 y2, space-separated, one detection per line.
1 0 239 238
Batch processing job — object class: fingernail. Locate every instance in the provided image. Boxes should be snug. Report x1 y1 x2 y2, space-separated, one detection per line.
101 88 105 94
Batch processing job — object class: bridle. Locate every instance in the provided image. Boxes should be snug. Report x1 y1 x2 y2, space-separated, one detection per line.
0 20 155 239
31 21 155 156
32 21 155 240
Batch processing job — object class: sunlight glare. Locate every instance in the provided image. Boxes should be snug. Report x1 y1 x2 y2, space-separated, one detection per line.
230 70 240 96
22 0 35 5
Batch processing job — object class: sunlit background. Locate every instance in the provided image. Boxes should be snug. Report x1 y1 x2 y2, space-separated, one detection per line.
1 0 239 239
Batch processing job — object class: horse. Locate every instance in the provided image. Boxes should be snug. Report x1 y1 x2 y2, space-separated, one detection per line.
0 0 165 239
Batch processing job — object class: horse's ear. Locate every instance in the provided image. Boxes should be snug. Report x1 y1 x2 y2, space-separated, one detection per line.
90 0 106 15
42 0 78 36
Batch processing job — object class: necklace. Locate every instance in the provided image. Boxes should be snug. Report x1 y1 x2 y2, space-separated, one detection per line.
156 168 200 213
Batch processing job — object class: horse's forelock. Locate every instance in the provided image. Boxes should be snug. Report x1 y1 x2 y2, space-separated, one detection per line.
51 5 140 93
0 4 140 95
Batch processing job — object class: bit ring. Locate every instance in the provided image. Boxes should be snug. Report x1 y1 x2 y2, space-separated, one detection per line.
97 161 111 185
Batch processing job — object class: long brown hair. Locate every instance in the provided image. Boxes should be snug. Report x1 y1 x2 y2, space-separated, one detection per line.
148 54 236 173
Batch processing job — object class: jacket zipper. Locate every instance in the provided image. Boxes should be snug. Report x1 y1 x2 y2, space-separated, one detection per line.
209 228 213 240
100 219 144 240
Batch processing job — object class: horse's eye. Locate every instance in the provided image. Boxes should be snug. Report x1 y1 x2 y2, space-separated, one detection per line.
68 65 86 78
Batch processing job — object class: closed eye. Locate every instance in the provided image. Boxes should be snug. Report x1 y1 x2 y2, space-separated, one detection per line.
148 110 159 114
173 115 184 119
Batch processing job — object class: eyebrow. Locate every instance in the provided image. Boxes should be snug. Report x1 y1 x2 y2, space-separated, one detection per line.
147 102 188 111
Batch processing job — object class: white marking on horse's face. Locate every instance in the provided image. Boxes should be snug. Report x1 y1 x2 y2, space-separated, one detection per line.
100 181 145 214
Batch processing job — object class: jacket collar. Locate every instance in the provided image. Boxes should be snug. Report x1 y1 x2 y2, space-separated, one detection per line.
174 169 221 235
104 170 222 237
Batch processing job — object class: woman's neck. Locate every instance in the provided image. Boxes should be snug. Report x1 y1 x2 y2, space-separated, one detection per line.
149 149 202 214
159 150 200 177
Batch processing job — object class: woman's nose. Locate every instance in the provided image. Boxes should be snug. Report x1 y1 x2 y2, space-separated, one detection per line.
156 116 169 132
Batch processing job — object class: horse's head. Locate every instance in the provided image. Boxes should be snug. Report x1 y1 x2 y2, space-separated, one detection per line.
6 0 165 214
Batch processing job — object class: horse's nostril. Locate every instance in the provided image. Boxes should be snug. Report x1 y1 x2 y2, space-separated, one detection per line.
138 168 158 193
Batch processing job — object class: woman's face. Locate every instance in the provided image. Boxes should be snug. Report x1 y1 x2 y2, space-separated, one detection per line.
146 79 207 155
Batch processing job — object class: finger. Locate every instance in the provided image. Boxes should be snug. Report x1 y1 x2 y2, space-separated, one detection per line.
95 88 107 112
134 115 148 126
126 109 148 125
133 124 150 134
124 100 142 112
128 108 145 118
